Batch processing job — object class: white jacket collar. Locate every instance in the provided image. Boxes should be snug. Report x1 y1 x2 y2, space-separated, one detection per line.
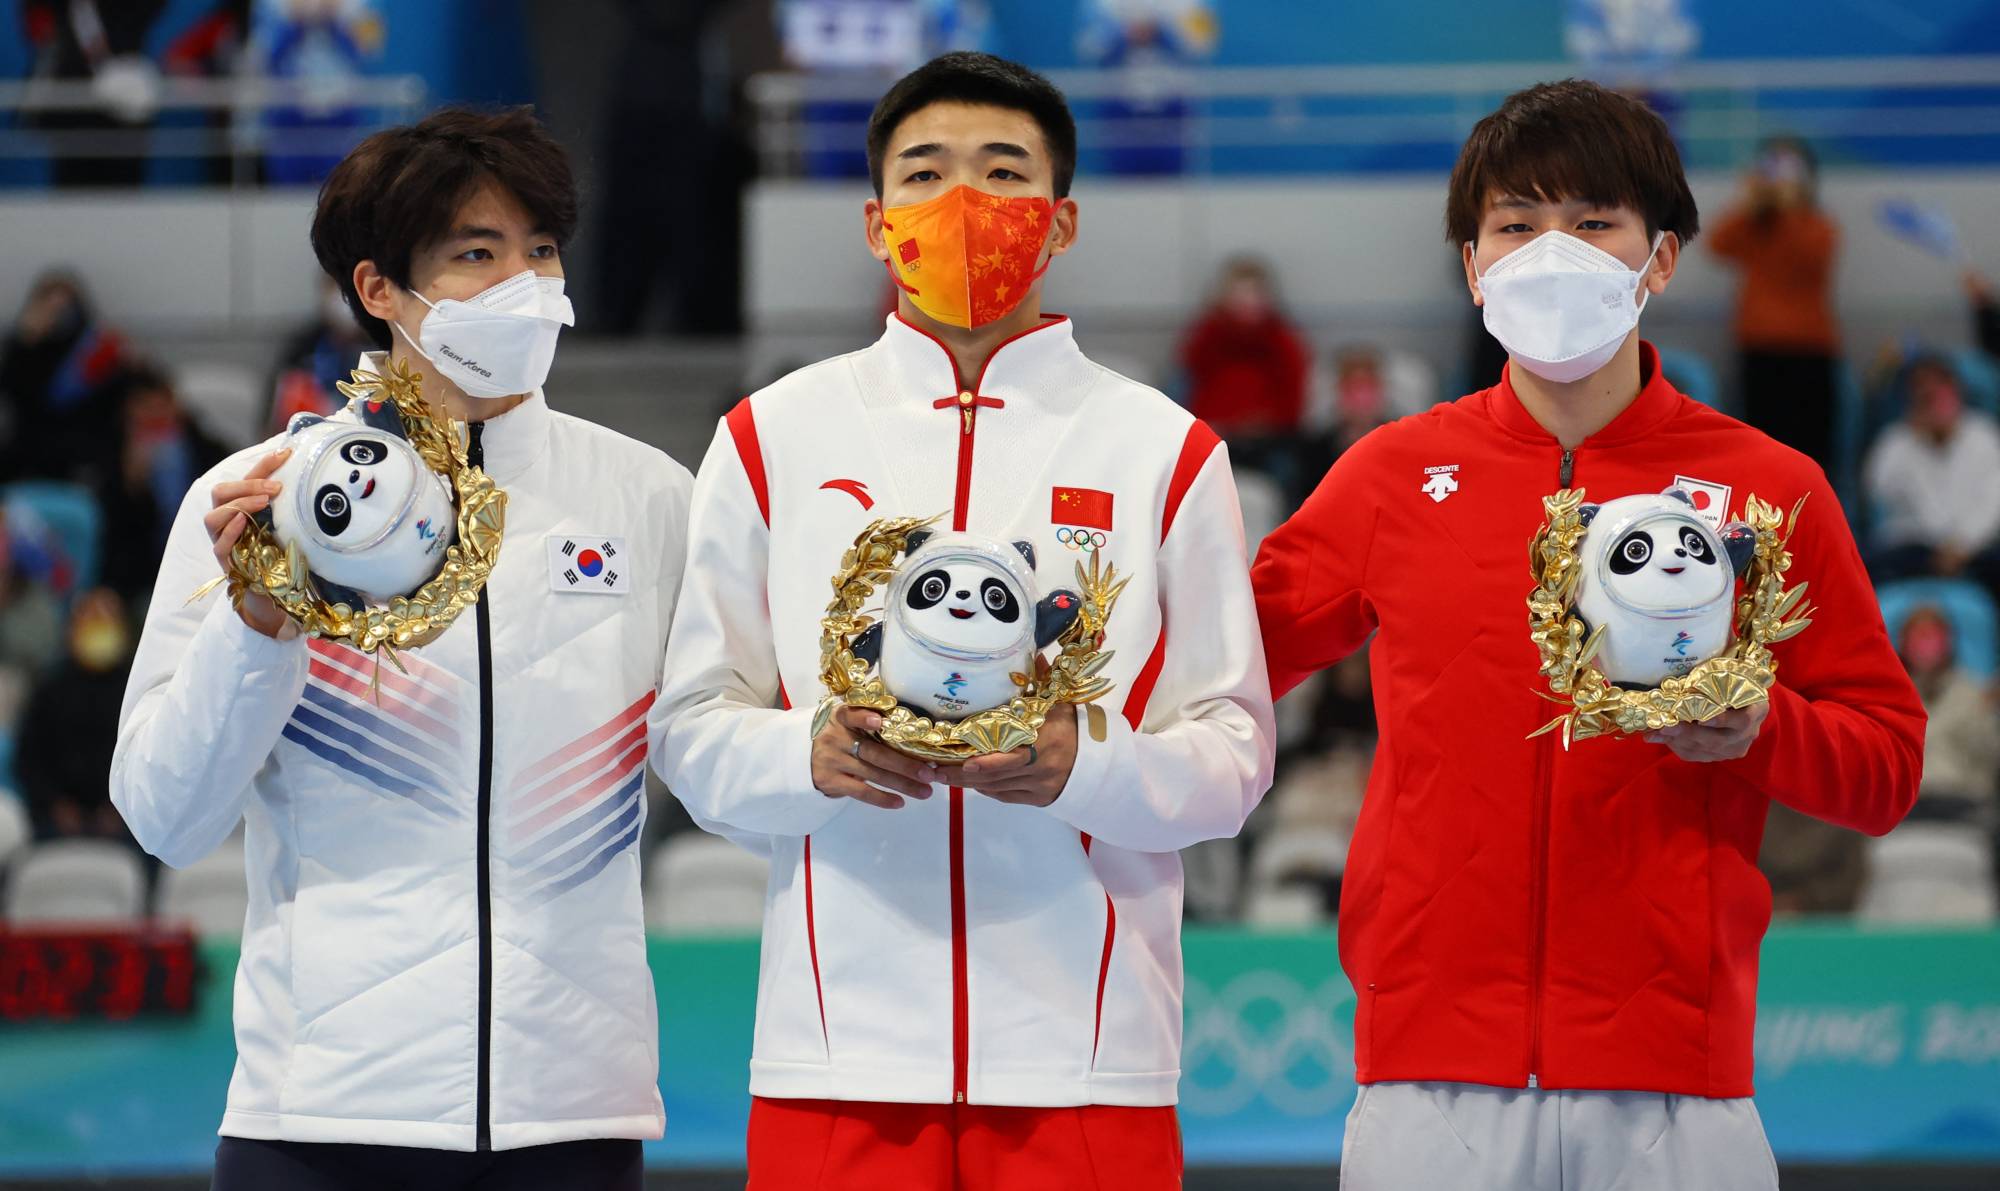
356 351 549 483
877 312 1090 412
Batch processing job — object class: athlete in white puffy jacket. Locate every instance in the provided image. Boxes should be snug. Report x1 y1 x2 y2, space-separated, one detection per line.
112 109 689 1190
652 54 1276 1189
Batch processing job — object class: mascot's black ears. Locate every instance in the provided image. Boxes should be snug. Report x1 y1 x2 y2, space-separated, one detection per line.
1722 524 1757 575
1035 589 1084 650
1013 540 1036 569
1578 503 1600 528
903 529 933 555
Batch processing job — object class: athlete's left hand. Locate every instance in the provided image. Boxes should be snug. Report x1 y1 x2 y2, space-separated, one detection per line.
1644 701 1770 762
954 705 1079 807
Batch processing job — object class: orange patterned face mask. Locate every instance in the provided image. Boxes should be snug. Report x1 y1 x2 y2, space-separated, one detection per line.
881 185 1058 329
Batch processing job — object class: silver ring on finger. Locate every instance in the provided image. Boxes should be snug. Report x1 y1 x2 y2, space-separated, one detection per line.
851 739 864 761
1026 744 1038 768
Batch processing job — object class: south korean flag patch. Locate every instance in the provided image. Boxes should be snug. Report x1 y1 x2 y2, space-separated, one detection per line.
548 534 629 595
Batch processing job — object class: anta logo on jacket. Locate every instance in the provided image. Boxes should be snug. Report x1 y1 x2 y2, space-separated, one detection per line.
1252 343 1924 1098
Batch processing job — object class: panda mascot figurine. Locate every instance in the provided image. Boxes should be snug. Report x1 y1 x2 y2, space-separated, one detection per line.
1574 487 1757 688
850 530 1083 721
265 402 457 606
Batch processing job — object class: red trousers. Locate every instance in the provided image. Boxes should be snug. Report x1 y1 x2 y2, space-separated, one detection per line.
746 1096 1184 1190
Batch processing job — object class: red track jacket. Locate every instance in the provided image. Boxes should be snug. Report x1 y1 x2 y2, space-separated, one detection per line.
1251 343 1925 1097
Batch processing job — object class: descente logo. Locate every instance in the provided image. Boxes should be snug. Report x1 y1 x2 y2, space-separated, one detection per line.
436 343 493 379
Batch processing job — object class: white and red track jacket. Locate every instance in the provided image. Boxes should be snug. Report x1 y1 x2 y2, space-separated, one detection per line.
651 313 1275 1108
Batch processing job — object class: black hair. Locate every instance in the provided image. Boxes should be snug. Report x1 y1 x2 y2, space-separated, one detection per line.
1447 79 1699 246
866 52 1077 198
310 106 578 350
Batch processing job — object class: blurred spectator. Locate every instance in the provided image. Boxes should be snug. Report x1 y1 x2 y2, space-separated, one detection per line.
1180 257 1314 495
0 270 127 484
19 0 170 187
1709 136 1841 473
1760 802 1866 916
1855 605 2000 922
0 507 66 699
14 588 134 844
94 363 230 604
268 276 372 431
1863 355 2000 600
255 0 383 185
1328 346 1394 454
1898 605 1998 828
158 0 254 186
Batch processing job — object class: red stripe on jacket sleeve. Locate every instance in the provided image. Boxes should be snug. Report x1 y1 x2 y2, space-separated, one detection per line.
1162 420 1222 541
726 398 771 526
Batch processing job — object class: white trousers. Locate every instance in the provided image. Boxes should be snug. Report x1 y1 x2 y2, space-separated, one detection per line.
1339 1081 1781 1191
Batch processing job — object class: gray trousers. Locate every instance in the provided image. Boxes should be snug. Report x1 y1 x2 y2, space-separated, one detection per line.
1339 1081 1781 1191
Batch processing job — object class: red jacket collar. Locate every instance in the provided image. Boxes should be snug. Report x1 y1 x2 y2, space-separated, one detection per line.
1483 340 1684 448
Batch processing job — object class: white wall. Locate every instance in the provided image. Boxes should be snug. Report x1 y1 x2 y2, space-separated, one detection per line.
0 188 323 336
745 170 2000 381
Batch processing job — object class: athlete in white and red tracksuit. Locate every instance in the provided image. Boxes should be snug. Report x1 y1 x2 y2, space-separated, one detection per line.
650 54 1274 1190
1253 81 1926 1190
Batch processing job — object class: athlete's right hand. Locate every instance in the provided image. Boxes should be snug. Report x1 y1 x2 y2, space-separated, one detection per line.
204 448 294 640
811 705 940 810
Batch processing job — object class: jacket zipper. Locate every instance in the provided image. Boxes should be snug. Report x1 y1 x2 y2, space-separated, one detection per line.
949 388 976 1103
1529 447 1575 1089
469 422 497 1149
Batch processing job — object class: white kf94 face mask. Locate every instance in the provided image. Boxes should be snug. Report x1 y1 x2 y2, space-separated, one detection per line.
1474 231 1665 384
395 270 575 399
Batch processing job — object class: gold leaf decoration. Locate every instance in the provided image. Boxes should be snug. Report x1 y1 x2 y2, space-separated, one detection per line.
1525 489 1813 744
195 359 506 665
813 515 1129 761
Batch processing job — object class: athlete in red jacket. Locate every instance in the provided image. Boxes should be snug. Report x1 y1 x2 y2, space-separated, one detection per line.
1252 81 1925 1191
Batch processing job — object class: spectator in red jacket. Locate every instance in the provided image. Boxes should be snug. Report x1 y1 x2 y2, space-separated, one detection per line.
1180 256 1309 437
1253 81 1923 1191
1179 255 1312 498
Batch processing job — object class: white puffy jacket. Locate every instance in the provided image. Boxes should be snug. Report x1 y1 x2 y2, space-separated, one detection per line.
652 314 1275 1108
113 362 691 1151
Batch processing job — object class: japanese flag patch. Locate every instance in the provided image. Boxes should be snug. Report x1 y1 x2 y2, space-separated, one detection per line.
548 535 629 595
1671 475 1733 530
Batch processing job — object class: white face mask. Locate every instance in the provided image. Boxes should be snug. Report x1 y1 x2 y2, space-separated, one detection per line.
1473 231 1665 385
394 270 575 399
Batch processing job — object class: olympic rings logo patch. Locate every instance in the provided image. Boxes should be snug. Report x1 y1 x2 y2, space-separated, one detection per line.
1056 527 1108 552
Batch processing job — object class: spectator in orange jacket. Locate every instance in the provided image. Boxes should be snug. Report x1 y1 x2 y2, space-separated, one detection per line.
1708 136 1841 473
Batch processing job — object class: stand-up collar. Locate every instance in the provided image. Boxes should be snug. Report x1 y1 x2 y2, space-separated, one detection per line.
1485 340 1684 448
356 351 550 483
877 312 1090 412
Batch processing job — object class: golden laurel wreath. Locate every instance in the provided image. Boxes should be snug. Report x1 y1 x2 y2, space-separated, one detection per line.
1526 488 1814 746
809 514 1130 762
190 359 506 672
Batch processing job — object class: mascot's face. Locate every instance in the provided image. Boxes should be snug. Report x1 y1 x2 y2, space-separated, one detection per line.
307 434 410 551
1574 488 1747 687
897 556 1028 658
269 415 456 603
1598 511 1731 613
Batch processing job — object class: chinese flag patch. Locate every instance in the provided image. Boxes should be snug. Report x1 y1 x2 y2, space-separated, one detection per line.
1052 486 1114 530
898 239 921 265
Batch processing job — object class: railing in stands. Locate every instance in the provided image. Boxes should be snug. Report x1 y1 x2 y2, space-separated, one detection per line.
747 55 2000 177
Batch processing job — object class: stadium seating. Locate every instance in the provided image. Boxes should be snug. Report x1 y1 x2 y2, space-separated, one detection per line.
3 839 146 924
644 833 769 934
1859 823 1999 924
1877 578 1998 679
0 793 28 875
156 839 250 936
